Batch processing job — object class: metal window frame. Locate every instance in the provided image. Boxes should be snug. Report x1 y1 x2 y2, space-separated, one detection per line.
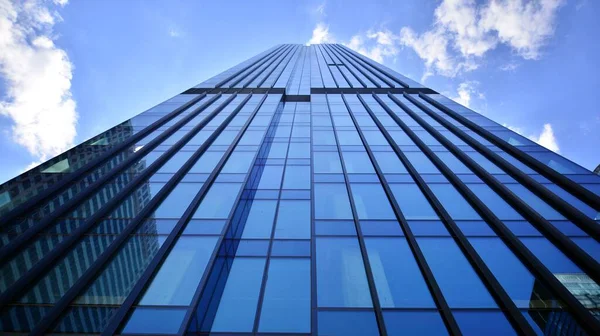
379 93 600 335
355 93 541 335
418 93 600 210
395 93 600 285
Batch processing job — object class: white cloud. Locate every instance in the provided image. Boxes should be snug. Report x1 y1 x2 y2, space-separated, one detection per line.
344 30 399 63
0 0 76 164
500 62 520 71
307 23 334 45
398 0 565 79
529 123 559 152
504 122 560 152
451 81 483 108
168 27 181 37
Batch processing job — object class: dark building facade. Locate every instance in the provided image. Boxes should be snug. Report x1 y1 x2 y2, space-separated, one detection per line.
0 44 599 335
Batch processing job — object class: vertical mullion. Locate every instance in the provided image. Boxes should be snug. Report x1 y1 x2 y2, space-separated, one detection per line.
0 94 233 308
355 94 534 335
254 45 297 88
327 45 371 88
227 45 289 88
176 94 284 335
392 94 600 285
332 44 394 88
214 45 286 88
31 93 254 335
403 94 600 239
241 45 293 88
338 44 409 88
377 94 600 335
345 94 463 335
0 93 221 263
98 93 272 336
317 45 339 88
324 94 388 336
251 103 296 333
309 95 318 335
418 93 600 210
324 44 365 88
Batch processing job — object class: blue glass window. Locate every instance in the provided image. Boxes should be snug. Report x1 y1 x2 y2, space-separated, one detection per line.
152 183 199 219
318 310 379 336
405 151 439 173
435 152 471 173
258 259 310 332
365 238 435 307
373 151 407 173
315 183 353 219
469 237 547 308
221 151 255 173
351 184 396 220
390 184 438 220
342 151 375 173
467 183 523 220
283 165 310 189
241 200 277 238
418 237 497 308
316 237 372 307
505 184 565 220
384 311 448 335
520 238 582 274
271 240 311 257
211 258 266 332
193 183 242 218
453 311 516 336
314 151 342 173
189 151 223 173
139 236 218 305
122 308 186 334
275 200 311 239
257 165 284 189
429 184 481 220
288 142 310 159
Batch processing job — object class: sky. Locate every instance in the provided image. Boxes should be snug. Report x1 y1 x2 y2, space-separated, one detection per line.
0 0 599 184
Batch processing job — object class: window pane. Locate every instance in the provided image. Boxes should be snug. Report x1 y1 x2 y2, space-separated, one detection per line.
257 165 284 189
405 151 439 173
211 258 266 332
467 183 523 220
314 151 342 173
418 237 497 308
469 237 559 308
122 308 186 335
351 184 396 220
153 183 199 219
342 151 375 173
241 200 277 239
373 151 407 173
315 183 353 219
258 259 310 332
384 311 448 335
318 310 378 336
453 311 516 336
317 237 372 307
274 200 311 239
139 236 218 305
429 184 481 220
505 184 565 220
221 151 255 173
193 183 242 218
283 165 310 189
365 238 435 308
390 184 438 220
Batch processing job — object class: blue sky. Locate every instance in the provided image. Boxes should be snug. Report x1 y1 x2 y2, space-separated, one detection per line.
0 0 598 184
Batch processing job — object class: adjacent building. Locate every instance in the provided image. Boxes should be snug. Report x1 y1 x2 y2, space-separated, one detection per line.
0 44 599 335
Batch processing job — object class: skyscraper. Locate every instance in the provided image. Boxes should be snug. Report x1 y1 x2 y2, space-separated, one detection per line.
0 43 599 335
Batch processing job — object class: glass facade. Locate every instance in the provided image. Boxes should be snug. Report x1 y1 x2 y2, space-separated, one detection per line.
0 43 599 335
